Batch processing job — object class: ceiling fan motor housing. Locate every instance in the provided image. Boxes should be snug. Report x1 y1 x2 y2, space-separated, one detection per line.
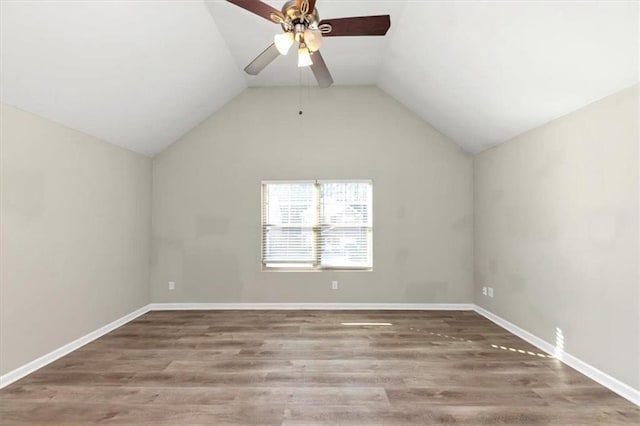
273 0 321 32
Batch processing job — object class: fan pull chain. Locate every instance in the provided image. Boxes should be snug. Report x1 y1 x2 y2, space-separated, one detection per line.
298 67 303 115
307 67 311 103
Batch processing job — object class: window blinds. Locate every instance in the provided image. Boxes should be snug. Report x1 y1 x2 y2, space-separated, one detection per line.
263 182 317 267
262 180 372 269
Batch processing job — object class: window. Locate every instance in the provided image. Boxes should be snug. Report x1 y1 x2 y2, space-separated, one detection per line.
262 180 372 270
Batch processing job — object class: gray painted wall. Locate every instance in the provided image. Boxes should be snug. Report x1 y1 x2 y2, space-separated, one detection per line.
151 87 474 304
0 105 152 375
474 84 639 389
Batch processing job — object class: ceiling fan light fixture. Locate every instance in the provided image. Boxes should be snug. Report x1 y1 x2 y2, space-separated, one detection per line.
274 31 295 55
303 28 323 52
297 44 313 67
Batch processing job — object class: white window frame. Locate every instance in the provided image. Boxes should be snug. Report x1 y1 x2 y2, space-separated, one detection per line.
261 179 373 271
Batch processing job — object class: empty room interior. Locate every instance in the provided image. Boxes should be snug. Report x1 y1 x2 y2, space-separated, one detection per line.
0 0 639 424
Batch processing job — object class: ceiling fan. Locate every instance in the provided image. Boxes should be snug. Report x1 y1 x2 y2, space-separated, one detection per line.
226 0 391 88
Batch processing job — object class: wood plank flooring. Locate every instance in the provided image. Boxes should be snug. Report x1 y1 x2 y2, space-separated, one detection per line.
0 310 638 425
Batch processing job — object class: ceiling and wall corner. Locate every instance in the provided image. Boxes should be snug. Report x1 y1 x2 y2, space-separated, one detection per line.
377 1 639 153
1 1 637 155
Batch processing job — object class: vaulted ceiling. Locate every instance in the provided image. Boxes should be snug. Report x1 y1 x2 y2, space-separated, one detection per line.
1 1 637 156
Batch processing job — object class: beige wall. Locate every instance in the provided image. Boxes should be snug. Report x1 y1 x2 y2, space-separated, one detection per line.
151 87 474 303
474 85 639 389
0 105 151 375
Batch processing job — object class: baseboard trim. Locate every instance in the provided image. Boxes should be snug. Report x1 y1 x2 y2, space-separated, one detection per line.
149 302 475 311
0 304 151 389
473 304 640 407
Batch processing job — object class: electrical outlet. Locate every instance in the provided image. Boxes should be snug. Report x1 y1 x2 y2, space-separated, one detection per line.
332 281 338 290
488 287 494 298
169 281 175 290
482 286 487 296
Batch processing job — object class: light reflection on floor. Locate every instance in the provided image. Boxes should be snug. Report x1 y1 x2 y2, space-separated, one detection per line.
407 326 554 359
491 343 554 358
340 322 393 326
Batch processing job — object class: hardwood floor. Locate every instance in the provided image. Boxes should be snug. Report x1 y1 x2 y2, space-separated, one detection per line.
1 310 638 425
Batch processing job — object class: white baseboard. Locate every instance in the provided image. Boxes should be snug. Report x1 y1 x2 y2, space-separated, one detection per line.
0 304 151 389
474 304 640 407
149 302 475 311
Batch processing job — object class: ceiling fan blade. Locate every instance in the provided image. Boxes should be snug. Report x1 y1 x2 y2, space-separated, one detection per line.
244 43 280 75
320 15 391 37
310 51 333 88
226 0 283 23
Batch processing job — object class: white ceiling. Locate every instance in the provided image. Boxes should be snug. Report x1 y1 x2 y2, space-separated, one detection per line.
1 1 637 155
0 0 246 156
378 1 639 152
